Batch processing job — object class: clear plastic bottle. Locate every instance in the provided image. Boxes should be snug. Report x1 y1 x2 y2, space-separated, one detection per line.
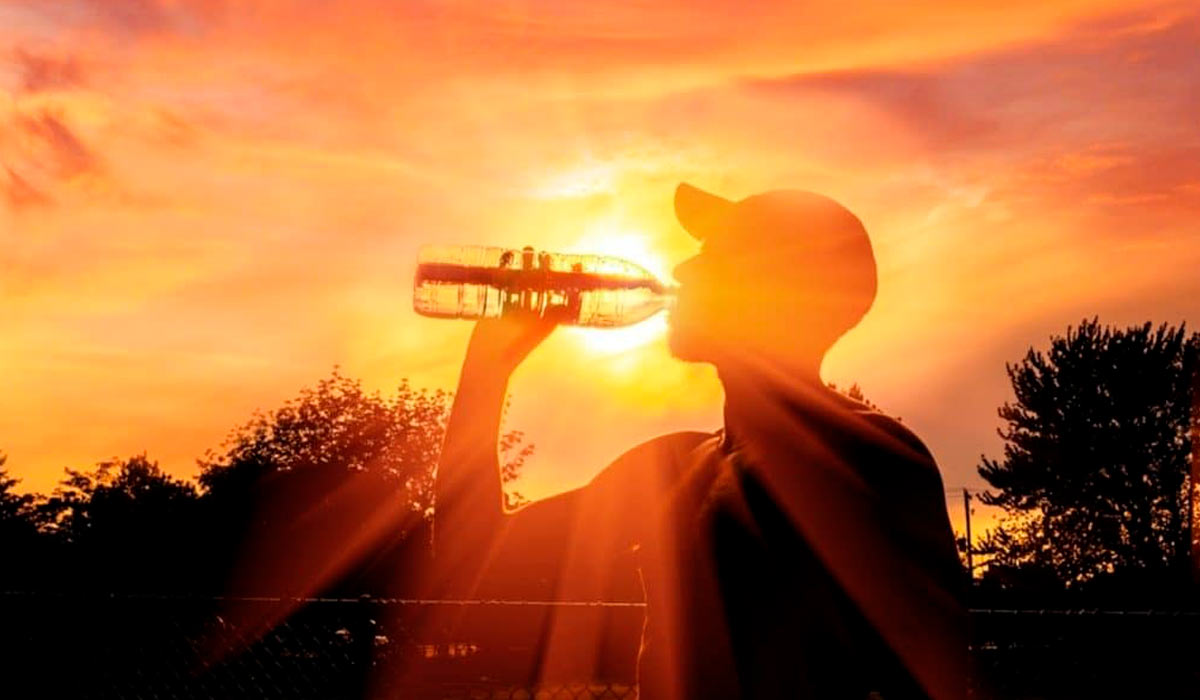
413 245 674 327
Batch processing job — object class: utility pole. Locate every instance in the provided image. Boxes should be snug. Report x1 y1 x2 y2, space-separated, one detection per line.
963 487 974 581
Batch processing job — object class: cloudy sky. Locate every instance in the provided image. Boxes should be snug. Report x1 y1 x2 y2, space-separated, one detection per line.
3 0 1199 538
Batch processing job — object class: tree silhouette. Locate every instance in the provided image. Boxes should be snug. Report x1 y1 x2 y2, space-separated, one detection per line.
0 370 530 597
39 454 201 591
977 319 1199 589
0 453 36 533
828 381 882 412
45 454 199 539
0 452 46 588
196 368 531 596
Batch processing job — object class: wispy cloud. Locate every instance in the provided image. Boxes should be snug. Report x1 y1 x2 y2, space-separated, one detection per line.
1 0 1198 500
15 111 101 178
3 164 51 209
12 48 86 94
5 0 224 38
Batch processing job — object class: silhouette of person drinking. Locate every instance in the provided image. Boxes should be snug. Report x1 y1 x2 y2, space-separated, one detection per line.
431 184 966 699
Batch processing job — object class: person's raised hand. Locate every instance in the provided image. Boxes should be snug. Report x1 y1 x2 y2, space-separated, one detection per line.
464 310 560 377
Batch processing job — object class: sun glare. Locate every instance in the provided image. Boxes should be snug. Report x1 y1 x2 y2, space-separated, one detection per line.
563 226 674 357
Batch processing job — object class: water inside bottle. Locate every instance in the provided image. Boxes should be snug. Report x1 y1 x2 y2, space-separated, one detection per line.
413 245 672 327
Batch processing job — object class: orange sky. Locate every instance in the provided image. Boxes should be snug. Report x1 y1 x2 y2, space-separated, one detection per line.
3 0 1200 542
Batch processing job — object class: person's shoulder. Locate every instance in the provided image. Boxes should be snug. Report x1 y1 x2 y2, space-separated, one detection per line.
587 430 717 487
611 430 716 467
637 430 716 452
851 407 937 466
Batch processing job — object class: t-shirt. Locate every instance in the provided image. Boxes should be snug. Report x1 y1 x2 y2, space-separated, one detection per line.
473 387 966 699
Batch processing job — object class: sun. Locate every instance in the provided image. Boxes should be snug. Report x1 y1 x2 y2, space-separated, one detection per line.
561 226 674 357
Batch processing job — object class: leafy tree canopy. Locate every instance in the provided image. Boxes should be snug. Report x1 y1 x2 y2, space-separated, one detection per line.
195 368 531 596
0 452 40 540
42 454 199 542
978 318 1199 589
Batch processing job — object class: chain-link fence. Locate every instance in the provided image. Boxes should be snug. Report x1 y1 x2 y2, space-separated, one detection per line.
2 592 1199 698
970 607 1200 698
2 593 642 699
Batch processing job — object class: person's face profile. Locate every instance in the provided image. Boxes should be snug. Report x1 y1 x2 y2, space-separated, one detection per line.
667 229 872 367
667 241 784 362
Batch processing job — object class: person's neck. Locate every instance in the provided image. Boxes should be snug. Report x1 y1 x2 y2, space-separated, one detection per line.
715 352 827 444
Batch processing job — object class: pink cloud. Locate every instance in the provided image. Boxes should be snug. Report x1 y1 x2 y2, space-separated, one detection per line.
12 48 86 94
3 165 51 209
16 111 101 178
721 10 1200 224
7 0 225 38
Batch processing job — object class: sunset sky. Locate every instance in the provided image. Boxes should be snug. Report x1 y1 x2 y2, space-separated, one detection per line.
3 0 1199 541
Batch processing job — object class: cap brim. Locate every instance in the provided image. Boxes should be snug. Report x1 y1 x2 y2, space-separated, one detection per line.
674 182 734 242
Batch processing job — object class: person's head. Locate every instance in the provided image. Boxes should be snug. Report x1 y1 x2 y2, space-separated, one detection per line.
668 183 877 377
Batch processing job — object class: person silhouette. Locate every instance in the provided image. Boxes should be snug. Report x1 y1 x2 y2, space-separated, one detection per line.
430 183 966 699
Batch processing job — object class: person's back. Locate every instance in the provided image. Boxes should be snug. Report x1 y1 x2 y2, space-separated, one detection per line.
427 183 967 699
627 385 960 699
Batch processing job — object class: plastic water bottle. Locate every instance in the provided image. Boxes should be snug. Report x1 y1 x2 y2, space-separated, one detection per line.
413 245 674 327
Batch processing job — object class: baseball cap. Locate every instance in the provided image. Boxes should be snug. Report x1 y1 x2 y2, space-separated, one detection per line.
673 182 877 305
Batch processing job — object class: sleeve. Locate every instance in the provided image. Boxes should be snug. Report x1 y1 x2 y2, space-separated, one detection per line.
476 430 713 601
455 431 712 685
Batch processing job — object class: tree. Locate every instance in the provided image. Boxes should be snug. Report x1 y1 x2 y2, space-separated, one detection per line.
196 368 530 596
977 318 1199 589
0 452 46 588
0 452 37 534
830 382 882 411
0 370 533 597
199 370 448 514
40 454 201 591
44 454 198 539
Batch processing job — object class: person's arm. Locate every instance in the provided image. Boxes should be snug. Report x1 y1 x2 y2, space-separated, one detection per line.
430 313 710 603
431 314 556 593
